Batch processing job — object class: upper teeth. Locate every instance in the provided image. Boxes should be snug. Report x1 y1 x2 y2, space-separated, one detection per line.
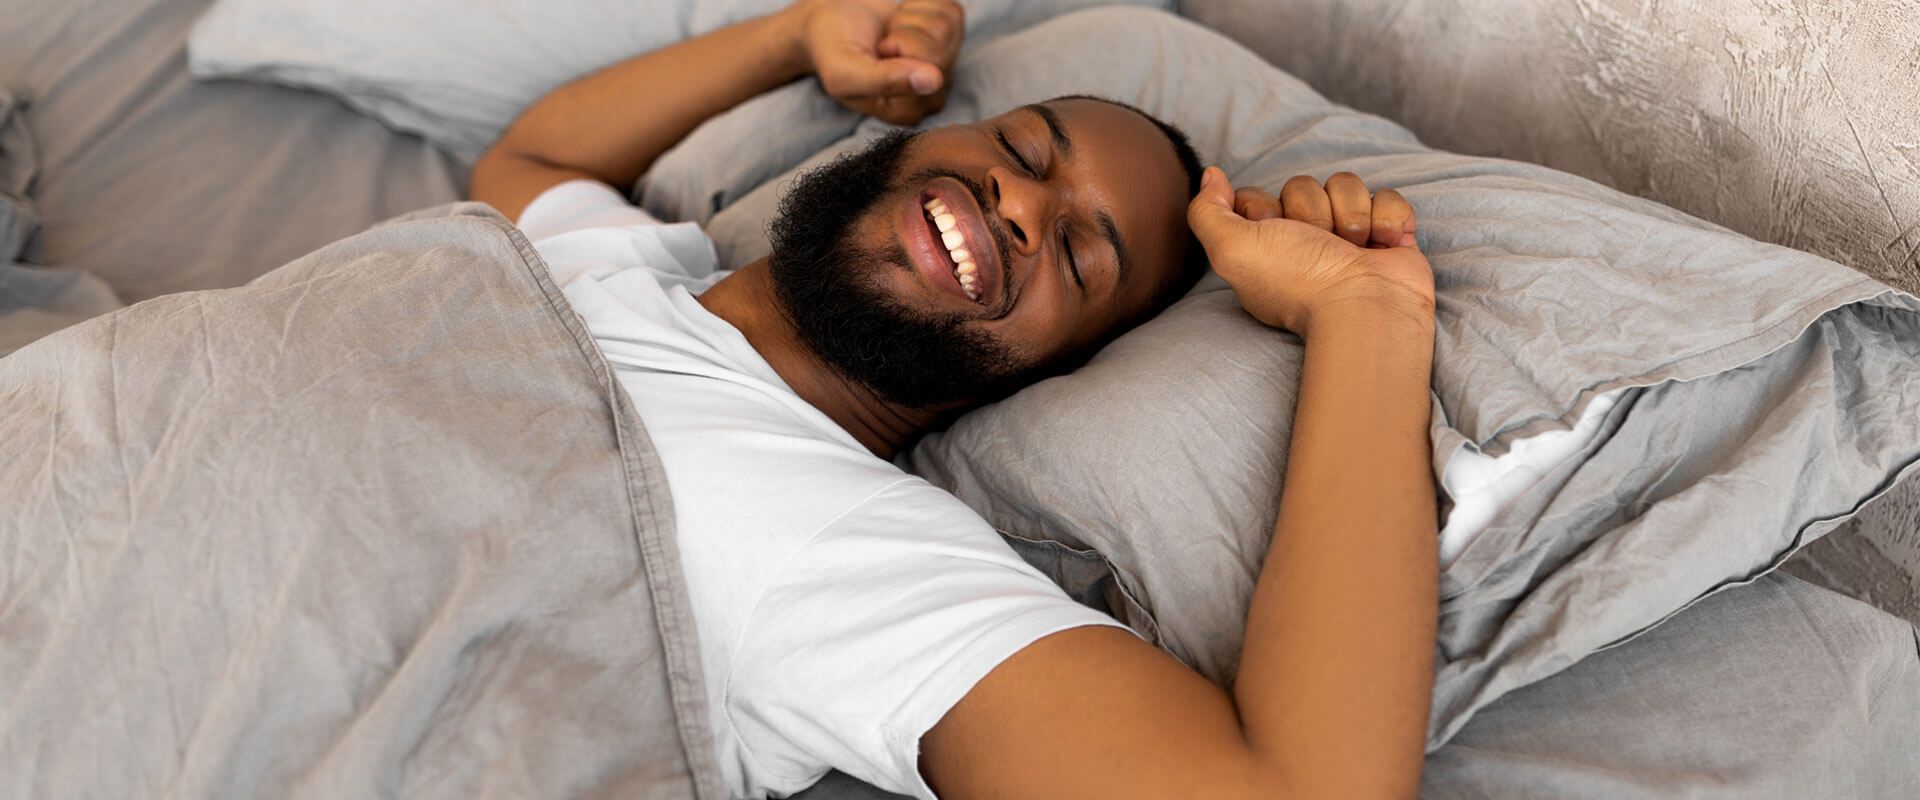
924 197 980 301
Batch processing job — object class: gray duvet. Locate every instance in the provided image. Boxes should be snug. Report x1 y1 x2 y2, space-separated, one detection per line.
0 205 720 799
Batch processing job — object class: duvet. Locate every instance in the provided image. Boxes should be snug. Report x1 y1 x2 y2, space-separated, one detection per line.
0 204 722 799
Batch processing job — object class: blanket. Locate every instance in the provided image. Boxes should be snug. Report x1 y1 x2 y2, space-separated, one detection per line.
0 204 722 799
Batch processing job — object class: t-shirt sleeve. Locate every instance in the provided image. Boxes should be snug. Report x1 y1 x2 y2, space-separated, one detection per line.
515 178 663 240
723 480 1134 799
516 178 724 288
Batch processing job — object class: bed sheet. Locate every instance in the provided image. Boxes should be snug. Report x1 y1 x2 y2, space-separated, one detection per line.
0 0 463 306
793 572 1920 799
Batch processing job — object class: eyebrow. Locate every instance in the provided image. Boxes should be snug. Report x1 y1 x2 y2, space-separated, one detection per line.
1019 104 1132 287
1023 103 1073 157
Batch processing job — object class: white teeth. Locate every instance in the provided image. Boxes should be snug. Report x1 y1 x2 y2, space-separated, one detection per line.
926 197 983 301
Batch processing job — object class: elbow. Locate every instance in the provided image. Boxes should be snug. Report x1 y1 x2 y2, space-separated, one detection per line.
467 144 516 203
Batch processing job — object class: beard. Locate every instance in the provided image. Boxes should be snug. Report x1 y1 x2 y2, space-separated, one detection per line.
768 130 1050 411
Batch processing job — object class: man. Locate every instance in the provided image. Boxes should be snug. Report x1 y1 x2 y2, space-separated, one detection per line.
469 1 1440 798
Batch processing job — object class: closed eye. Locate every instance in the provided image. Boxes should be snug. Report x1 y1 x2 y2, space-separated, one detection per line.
995 129 1038 178
1061 229 1082 289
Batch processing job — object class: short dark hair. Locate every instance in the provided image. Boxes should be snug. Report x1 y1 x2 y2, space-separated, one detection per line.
1051 95 1209 319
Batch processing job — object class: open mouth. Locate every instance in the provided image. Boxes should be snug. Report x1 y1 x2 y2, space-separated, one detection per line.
921 196 981 301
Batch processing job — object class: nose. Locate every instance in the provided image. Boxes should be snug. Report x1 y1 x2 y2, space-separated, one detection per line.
986 165 1056 258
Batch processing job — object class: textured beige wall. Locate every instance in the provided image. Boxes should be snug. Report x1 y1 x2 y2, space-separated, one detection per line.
1181 0 1920 295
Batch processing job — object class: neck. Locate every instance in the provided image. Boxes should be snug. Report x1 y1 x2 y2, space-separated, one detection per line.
697 258 939 459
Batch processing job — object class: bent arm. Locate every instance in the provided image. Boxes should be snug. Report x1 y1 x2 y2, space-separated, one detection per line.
921 304 1438 799
468 10 811 221
1235 302 1439 796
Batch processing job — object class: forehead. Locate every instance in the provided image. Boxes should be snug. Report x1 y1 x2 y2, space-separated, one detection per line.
989 99 1191 290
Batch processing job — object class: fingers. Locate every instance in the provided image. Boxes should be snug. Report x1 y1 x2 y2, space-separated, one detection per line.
1186 167 1247 246
876 0 961 101
1370 188 1416 248
1234 187 1282 221
879 28 943 70
1199 168 1421 256
877 25 950 86
1324 171 1372 247
1279 175 1333 232
818 53 940 100
886 0 965 64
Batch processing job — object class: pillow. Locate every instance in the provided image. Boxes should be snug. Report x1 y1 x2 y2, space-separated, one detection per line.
645 6 1920 747
0 85 38 264
0 87 119 357
185 0 1171 163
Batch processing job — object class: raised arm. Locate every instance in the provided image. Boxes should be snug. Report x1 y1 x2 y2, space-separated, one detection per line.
921 169 1439 799
469 0 964 220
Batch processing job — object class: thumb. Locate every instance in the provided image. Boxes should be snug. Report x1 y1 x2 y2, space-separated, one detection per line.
1185 166 1248 244
823 53 942 97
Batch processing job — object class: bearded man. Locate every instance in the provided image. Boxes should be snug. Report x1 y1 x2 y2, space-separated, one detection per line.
470 1 1441 797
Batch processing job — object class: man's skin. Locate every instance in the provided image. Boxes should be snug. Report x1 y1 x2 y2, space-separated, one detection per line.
470 1 1440 797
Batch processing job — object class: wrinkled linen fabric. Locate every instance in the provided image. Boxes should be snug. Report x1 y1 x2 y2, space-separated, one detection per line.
1420 572 1920 799
0 265 124 355
0 85 35 261
0 203 723 799
0 84 120 356
636 6 1920 748
2 0 465 309
185 0 1172 163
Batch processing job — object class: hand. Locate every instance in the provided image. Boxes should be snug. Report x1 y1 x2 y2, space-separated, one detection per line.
1187 168 1436 336
791 0 965 126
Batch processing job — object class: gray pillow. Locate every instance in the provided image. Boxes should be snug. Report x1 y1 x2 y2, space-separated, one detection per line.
0 85 39 264
0 87 119 357
645 7 1920 747
185 0 1170 163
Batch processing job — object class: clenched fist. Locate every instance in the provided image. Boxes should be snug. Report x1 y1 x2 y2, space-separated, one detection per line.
1188 167 1436 336
792 0 965 126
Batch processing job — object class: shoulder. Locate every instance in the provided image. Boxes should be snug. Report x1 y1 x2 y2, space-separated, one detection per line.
515 178 665 239
518 179 722 286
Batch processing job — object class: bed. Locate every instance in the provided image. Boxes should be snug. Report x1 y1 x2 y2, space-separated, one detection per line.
3 0 1917 797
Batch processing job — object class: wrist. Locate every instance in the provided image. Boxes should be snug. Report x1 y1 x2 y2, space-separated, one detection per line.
1300 281 1435 342
1300 293 1436 346
767 2 818 81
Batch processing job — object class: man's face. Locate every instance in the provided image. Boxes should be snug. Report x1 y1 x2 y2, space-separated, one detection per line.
768 98 1193 411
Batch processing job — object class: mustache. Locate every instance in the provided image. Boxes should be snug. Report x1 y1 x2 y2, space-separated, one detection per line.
900 166 1019 318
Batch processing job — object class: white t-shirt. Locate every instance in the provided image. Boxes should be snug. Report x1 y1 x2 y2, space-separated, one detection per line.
519 180 1129 800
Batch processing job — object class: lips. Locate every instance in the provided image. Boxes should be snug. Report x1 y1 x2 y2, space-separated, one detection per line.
902 178 1003 310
